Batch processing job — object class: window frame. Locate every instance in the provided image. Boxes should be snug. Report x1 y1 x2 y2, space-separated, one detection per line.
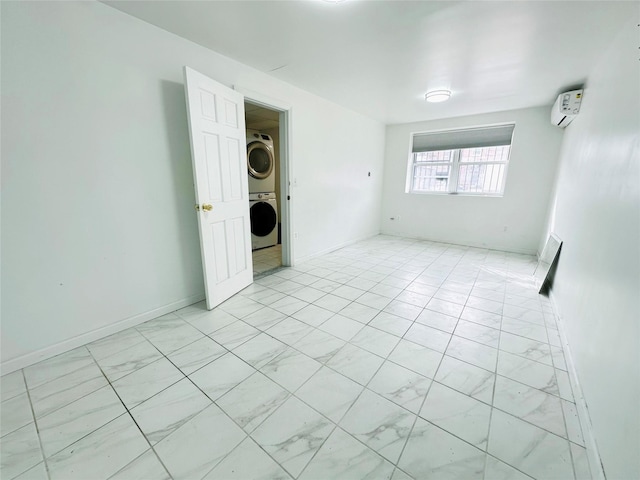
406 123 514 197
410 149 455 194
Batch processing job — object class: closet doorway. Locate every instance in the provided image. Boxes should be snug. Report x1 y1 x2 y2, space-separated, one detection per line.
242 95 293 277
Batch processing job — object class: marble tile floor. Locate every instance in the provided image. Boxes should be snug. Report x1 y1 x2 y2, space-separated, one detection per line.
253 244 282 277
0 235 592 480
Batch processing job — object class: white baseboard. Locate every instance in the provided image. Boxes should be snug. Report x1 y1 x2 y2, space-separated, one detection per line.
294 231 380 264
379 231 537 256
548 290 606 480
1 293 205 375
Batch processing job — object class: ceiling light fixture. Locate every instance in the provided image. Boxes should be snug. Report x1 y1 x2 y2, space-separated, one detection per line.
425 90 452 103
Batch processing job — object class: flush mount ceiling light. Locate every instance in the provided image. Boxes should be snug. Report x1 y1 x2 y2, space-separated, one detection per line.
425 90 452 103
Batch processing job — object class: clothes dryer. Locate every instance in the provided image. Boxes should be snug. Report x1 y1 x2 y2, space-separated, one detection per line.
246 130 275 193
249 192 278 250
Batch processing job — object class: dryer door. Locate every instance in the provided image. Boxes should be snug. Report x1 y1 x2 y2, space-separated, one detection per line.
250 201 277 237
247 142 274 179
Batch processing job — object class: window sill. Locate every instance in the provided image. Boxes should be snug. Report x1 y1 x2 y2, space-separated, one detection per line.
408 191 504 198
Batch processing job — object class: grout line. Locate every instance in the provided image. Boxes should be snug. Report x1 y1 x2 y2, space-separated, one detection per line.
106 447 170 480
483 265 506 480
17 351 95 398
21 369 52 480
17 368 107 425
85 348 175 480
292 424 339 479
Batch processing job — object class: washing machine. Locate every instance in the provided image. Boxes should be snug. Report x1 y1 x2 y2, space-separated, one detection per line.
249 192 278 250
246 130 276 193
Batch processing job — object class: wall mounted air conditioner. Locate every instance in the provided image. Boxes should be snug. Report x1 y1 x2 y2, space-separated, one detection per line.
551 89 583 128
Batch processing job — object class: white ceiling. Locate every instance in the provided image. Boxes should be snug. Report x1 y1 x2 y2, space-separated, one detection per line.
104 1 635 124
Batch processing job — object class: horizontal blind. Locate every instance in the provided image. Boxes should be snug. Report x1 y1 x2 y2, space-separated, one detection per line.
412 124 515 153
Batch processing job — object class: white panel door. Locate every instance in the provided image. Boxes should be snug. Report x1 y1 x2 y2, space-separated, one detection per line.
183 67 252 309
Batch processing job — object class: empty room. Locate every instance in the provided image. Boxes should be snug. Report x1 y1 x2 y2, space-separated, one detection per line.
1 1 638 480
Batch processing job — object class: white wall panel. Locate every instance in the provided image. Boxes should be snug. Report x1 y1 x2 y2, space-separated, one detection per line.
540 19 639 480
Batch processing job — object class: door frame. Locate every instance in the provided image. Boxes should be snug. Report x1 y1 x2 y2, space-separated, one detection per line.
235 86 294 267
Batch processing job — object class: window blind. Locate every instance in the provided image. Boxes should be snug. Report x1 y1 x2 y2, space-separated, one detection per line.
412 124 515 153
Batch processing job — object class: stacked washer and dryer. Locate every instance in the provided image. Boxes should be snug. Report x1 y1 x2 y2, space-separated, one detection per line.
247 130 278 250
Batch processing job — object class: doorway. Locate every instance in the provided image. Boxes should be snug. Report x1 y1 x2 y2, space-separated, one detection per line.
243 100 292 277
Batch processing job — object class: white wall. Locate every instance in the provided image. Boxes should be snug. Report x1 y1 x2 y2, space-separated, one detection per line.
381 107 563 254
0 1 385 370
540 19 639 480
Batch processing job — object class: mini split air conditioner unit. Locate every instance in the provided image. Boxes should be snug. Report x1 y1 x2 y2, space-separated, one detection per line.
551 89 583 128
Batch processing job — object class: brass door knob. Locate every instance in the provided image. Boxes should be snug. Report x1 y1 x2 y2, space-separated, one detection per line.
202 204 213 211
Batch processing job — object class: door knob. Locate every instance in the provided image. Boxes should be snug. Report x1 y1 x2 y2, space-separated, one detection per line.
195 204 213 211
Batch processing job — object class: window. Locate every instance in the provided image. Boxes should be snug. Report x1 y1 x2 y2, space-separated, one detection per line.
408 124 514 196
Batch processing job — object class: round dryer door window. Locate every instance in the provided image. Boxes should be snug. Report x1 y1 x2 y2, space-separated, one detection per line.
250 202 277 237
247 143 274 179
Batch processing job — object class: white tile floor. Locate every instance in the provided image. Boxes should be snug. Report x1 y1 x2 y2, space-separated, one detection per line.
253 244 282 276
0 236 591 480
